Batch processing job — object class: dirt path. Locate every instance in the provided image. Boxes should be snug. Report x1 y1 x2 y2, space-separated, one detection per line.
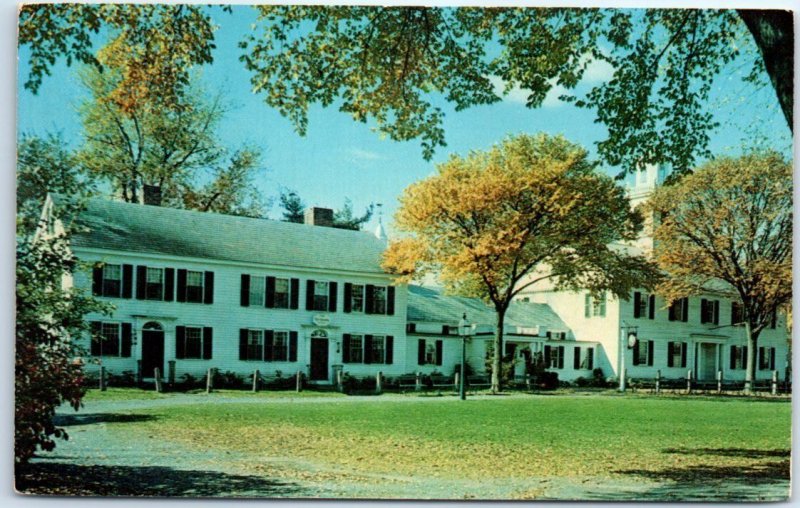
15 394 790 500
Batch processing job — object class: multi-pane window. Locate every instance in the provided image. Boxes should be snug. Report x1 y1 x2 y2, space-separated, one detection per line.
633 340 654 366
313 281 329 311
274 278 290 309
103 264 122 297
758 347 776 371
548 346 563 369
370 335 386 364
731 302 745 325
186 271 204 303
272 331 289 361
573 346 594 370
245 330 264 361
348 334 364 363
668 298 689 322
249 275 265 307
667 341 687 368
350 284 365 313
633 292 655 319
145 267 164 300
425 342 437 365
372 286 387 315
584 293 606 317
99 322 121 356
700 299 720 325
730 345 747 370
184 327 203 359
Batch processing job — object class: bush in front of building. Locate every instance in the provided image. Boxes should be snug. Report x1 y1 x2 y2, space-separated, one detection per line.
213 370 246 389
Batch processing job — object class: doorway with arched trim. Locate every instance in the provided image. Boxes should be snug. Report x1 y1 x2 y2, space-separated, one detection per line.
141 321 165 378
309 329 329 381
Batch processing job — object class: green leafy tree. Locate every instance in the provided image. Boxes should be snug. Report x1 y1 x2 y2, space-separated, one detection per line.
383 134 659 392
279 190 305 223
240 6 790 174
332 199 374 231
16 134 95 237
16 200 110 463
646 152 792 392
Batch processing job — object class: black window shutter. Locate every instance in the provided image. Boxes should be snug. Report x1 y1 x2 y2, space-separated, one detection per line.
328 282 337 312
573 346 581 369
121 323 132 357
587 348 594 370
418 339 426 365
365 285 375 314
90 321 101 355
240 274 250 307
387 286 395 315
435 339 443 366
769 348 775 370
668 302 676 321
730 345 737 369
306 280 315 310
714 301 720 325
633 292 641 318
385 336 393 364
648 295 655 319
202 327 213 359
122 264 133 298
632 340 640 366
700 299 708 323
92 265 103 296
743 347 748 370
364 335 374 364
667 342 674 367
682 298 689 322
176 269 187 302
558 346 565 369
239 329 248 360
265 276 275 308
344 283 352 313
204 272 214 304
680 342 687 368
758 347 765 369
731 303 737 325
264 330 274 361
136 266 147 300
342 334 351 363
164 268 174 301
647 341 654 366
442 325 449 336
290 278 299 309
175 326 186 359
289 331 298 362
544 345 551 366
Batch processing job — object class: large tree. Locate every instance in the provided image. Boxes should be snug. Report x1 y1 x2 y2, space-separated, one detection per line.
78 40 267 216
241 6 791 174
383 134 659 392
646 152 792 392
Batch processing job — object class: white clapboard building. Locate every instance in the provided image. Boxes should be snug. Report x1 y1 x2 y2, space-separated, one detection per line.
515 164 790 385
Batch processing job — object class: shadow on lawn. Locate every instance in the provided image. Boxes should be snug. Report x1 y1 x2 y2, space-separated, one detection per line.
16 462 305 498
661 447 790 459
53 413 157 426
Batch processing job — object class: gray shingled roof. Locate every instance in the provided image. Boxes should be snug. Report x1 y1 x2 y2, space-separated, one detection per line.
408 285 569 331
55 195 388 273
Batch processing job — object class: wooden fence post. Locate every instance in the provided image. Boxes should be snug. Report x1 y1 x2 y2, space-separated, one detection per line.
525 374 531 391
154 367 163 393
336 370 343 392
376 371 383 394
655 370 661 395
454 372 460 392
168 361 176 386
296 370 303 392
771 370 778 395
252 370 260 392
716 370 723 394
686 370 692 394
415 371 422 391
99 366 107 391
206 368 214 394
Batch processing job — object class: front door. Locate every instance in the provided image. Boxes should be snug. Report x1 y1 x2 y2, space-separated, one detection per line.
310 338 329 381
141 330 165 378
699 343 717 380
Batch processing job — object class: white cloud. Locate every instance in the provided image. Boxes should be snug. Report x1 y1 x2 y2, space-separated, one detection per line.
347 148 384 161
490 75 568 108
582 57 615 83
542 83 569 108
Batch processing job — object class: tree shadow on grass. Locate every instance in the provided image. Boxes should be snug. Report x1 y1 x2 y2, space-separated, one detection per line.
615 460 790 484
15 462 306 498
661 447 790 459
53 413 158 426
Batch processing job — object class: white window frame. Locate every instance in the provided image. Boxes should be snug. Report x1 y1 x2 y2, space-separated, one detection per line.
350 284 365 313
98 322 122 357
186 271 205 303
579 347 594 370
250 275 266 307
272 330 290 362
274 277 290 309
102 264 122 297
348 333 364 363
313 281 329 311
424 340 437 365
372 286 388 315
183 326 204 359
246 329 264 361
370 334 386 364
145 267 164 300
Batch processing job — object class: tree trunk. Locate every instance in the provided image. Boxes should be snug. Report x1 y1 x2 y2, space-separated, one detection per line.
491 310 506 394
737 9 794 130
744 320 759 395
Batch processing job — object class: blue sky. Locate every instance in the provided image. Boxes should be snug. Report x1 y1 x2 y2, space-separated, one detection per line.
16 5 791 236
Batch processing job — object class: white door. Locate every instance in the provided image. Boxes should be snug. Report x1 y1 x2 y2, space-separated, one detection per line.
699 343 718 380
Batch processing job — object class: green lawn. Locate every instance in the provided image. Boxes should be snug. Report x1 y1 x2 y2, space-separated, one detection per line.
82 387 347 401
126 394 790 481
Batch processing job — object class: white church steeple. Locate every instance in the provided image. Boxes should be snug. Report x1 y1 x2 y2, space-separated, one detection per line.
374 203 388 243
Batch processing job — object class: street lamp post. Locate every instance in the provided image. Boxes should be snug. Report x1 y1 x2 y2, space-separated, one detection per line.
619 324 638 392
458 312 473 401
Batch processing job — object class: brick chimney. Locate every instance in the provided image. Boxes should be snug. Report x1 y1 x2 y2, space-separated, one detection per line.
143 185 162 206
304 207 334 227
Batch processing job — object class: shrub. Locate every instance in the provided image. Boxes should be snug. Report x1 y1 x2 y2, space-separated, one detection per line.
214 370 245 389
